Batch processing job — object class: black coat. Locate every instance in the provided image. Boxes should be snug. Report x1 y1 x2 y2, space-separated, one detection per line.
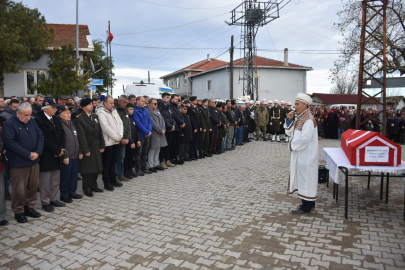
187 105 200 132
35 111 65 172
180 113 193 143
158 101 175 131
387 116 402 135
129 115 141 145
31 103 42 116
168 102 184 131
208 107 221 131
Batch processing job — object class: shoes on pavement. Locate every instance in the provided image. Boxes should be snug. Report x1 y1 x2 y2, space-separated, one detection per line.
42 204 54 212
184 158 192 162
0 220 9 226
130 170 137 178
142 170 153 174
155 166 165 171
198 154 205 159
118 176 130 182
14 214 28 223
291 209 310 214
50 200 65 207
111 182 123 188
149 167 158 173
137 171 145 177
104 184 115 191
177 160 184 165
70 194 83 199
60 196 73 203
91 188 103 193
165 160 176 167
84 192 94 197
160 161 168 169
24 206 41 218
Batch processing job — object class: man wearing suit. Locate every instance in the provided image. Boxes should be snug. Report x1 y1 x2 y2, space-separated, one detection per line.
198 99 211 158
187 96 200 160
35 98 66 213
147 98 167 172
75 99 105 197
208 99 221 155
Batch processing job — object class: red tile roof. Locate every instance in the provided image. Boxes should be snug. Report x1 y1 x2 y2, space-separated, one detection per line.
312 93 379 104
233 56 312 69
161 59 229 78
46 24 92 49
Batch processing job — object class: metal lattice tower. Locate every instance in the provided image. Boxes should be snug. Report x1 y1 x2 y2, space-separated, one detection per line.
356 0 387 135
229 0 280 100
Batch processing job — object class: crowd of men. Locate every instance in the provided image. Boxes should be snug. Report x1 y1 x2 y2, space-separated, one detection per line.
0 94 296 225
0 93 403 225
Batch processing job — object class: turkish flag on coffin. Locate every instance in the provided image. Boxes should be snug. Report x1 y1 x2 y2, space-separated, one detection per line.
341 129 402 167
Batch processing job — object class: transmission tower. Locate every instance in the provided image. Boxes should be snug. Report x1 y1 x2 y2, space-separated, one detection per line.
356 0 387 135
228 0 281 100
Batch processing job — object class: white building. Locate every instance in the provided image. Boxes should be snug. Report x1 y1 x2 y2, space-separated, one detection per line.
160 53 312 103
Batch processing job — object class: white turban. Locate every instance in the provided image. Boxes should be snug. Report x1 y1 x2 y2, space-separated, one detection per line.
296 93 312 105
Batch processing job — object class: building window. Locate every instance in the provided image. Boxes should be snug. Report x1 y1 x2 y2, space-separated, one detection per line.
167 80 170 87
184 75 187 85
25 70 46 96
176 77 180 88
207 79 212 91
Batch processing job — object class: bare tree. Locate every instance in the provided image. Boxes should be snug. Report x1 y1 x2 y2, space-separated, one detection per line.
330 71 358 94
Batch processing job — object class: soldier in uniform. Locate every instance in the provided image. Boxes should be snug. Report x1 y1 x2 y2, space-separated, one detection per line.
255 102 269 141
198 99 212 158
280 101 287 141
269 100 285 142
75 99 106 197
284 102 294 142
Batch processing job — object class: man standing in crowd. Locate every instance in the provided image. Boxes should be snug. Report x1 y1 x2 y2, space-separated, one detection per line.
57 95 67 107
71 98 82 120
75 99 105 197
3 102 44 223
35 98 66 213
92 98 99 113
0 132 6 225
0 97 4 113
0 99 19 126
284 102 293 142
58 105 82 203
280 101 287 141
285 93 318 214
198 99 211 158
114 95 131 182
255 102 269 141
243 101 251 142
208 99 221 155
169 94 184 164
187 96 200 160
128 95 136 105
96 96 124 191
197 99 203 108
31 94 44 116
216 103 227 154
133 96 153 176
235 105 246 146
158 93 175 168
147 98 167 172
225 100 236 150
269 100 284 142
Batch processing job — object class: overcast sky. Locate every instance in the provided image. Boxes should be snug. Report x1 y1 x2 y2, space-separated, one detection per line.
22 0 347 97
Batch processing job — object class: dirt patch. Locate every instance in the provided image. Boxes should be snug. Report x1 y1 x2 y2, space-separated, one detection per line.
12 233 48 251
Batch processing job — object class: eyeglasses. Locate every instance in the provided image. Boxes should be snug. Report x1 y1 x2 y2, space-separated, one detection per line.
151 103 157 105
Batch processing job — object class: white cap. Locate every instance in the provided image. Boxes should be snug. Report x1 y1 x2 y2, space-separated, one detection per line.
249 100 254 104
256 101 260 104
268 100 273 104
281 101 285 104
262 99 267 102
245 100 249 103
274 100 279 104
287 102 292 106
296 93 312 105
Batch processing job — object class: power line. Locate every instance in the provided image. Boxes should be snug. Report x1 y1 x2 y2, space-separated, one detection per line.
265 25 281 61
137 0 236 9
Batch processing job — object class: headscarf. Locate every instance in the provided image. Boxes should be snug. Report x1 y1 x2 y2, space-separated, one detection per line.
331 108 336 114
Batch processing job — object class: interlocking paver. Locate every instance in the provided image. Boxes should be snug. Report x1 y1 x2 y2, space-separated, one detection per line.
0 139 404 269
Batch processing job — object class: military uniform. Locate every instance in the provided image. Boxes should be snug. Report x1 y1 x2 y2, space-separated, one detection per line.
284 106 294 142
255 106 269 140
198 106 211 157
75 112 106 195
217 111 229 152
269 105 285 141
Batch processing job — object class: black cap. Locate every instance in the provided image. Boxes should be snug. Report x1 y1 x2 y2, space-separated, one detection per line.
189 96 197 101
80 98 92 108
57 105 70 114
231 100 236 105
216 102 223 108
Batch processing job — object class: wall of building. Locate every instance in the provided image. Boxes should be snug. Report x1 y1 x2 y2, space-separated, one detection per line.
191 68 230 99
191 67 308 102
162 73 191 97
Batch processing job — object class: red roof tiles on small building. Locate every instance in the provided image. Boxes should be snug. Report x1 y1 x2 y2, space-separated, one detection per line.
46 24 92 49
161 59 229 79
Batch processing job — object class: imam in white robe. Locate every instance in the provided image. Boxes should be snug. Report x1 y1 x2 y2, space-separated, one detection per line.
284 109 318 201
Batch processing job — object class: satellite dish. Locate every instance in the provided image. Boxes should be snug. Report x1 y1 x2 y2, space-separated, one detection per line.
89 58 95 74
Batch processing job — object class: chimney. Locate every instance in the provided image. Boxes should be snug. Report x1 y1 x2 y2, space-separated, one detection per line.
283 48 289 66
207 54 211 62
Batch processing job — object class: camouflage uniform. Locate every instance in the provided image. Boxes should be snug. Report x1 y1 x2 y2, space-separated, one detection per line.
255 105 269 140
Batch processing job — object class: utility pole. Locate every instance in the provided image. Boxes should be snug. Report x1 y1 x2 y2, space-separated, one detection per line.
148 71 150 84
75 0 79 85
106 29 109 97
109 21 112 97
230 35 234 100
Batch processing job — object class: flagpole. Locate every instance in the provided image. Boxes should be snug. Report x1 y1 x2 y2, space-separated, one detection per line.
106 29 109 96
109 21 112 97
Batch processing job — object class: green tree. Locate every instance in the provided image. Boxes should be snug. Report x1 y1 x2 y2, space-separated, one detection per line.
0 0 54 96
330 0 405 82
83 39 116 95
35 43 88 97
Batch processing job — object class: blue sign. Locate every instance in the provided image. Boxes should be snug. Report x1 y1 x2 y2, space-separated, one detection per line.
92 79 104 86
88 84 96 92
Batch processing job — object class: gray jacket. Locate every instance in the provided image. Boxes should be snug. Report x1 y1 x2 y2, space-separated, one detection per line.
61 121 80 159
147 107 167 149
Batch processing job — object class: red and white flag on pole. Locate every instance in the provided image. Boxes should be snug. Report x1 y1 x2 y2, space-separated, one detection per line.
108 24 113 43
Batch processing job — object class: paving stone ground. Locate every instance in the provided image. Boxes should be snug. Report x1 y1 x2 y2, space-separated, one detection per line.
1 139 405 270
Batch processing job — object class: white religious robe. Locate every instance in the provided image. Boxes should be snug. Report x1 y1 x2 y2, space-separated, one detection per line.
284 109 318 201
